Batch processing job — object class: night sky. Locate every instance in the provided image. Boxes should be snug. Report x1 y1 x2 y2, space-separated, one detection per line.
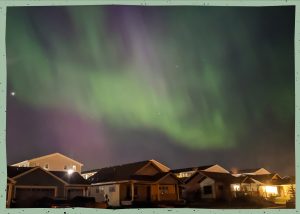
6 6 295 176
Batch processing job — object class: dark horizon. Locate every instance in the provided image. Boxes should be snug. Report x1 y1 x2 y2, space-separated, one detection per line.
6 6 295 176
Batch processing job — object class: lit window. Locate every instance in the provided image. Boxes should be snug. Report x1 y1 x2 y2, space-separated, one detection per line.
232 184 240 191
73 165 76 171
265 186 278 195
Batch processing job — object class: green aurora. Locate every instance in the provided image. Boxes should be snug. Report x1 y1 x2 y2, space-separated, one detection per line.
6 6 294 150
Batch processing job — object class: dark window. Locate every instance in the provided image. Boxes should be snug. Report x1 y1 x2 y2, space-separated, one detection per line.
109 186 115 192
203 185 213 194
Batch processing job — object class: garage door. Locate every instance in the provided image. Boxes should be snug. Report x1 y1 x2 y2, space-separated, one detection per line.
67 189 84 200
15 187 55 208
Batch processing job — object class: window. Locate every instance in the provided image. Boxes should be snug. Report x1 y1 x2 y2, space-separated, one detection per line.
218 185 224 191
64 165 67 170
73 165 76 171
203 185 213 195
96 188 99 193
159 186 169 194
109 186 115 192
44 164 49 169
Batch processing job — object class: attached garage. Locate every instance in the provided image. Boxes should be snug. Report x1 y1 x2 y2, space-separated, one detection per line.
67 188 84 199
14 186 56 208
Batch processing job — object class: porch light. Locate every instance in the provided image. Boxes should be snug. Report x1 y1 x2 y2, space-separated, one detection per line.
67 169 74 175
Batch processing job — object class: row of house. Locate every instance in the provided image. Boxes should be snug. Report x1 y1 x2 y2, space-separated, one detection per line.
6 153 296 208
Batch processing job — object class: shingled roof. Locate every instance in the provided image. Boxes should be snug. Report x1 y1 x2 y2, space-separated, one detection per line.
199 171 243 184
171 165 215 174
88 160 176 184
50 171 90 185
88 160 152 183
7 166 35 178
231 168 263 174
247 173 279 184
171 167 197 173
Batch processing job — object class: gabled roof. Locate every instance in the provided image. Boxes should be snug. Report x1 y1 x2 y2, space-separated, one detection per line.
247 173 280 184
171 167 197 173
7 166 69 185
7 166 35 178
88 160 151 183
81 169 101 174
171 164 228 174
88 160 171 184
198 171 242 184
130 172 172 182
197 165 216 171
12 153 83 166
231 168 270 174
50 171 90 185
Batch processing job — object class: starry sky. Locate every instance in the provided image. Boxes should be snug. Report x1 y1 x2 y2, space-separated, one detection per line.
6 6 295 176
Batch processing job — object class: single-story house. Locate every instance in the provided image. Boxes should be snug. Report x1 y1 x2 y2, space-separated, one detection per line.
173 164 230 201
239 173 295 204
88 159 182 207
183 170 242 201
7 166 89 208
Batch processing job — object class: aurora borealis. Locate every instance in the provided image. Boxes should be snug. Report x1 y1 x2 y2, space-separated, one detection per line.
6 6 295 175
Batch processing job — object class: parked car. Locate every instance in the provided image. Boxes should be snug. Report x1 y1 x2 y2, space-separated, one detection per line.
70 196 96 207
50 198 71 208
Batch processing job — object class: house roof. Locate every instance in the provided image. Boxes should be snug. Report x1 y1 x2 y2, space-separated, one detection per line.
50 171 90 185
171 165 215 173
171 167 197 173
7 166 69 185
231 168 264 174
81 169 101 174
130 172 173 182
247 173 279 183
88 160 173 184
7 166 35 178
199 171 243 184
88 160 151 183
197 165 215 170
12 153 84 166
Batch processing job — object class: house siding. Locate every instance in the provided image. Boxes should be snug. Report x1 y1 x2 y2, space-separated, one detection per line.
135 164 161 176
28 155 82 173
90 184 120 207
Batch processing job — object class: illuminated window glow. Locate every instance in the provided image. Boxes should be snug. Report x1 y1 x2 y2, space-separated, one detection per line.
232 184 240 191
265 186 278 195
